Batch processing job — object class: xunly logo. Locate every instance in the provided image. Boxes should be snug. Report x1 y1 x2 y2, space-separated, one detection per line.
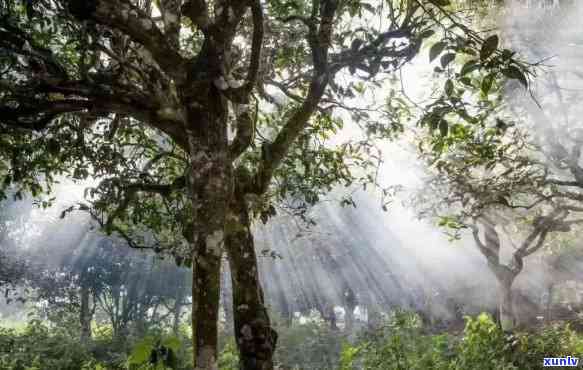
543 356 579 367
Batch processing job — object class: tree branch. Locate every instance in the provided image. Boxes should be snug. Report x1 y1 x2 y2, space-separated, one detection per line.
181 0 209 31
227 0 264 101
253 0 338 194
67 0 185 79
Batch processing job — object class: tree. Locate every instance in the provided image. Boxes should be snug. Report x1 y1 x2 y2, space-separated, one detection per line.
413 96 583 330
0 0 529 368
29 230 192 342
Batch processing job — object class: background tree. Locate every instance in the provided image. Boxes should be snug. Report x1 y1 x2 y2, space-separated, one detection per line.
413 83 583 328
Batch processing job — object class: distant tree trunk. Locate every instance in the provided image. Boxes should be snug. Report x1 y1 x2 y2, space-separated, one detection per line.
546 283 554 323
329 306 338 331
472 221 521 331
80 285 92 342
497 275 516 331
319 303 338 331
280 298 293 327
343 287 356 331
225 189 277 370
367 306 382 331
344 306 354 331
173 294 183 335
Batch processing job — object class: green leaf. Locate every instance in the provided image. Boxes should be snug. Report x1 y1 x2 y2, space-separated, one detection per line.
429 42 447 62
439 119 449 136
459 77 473 87
128 336 155 365
419 29 435 39
480 35 499 61
502 65 528 88
444 79 454 97
432 0 451 6
440 53 456 68
481 73 495 95
460 59 479 76
161 336 181 352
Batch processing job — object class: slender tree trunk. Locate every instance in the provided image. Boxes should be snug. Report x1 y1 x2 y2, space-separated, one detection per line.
329 306 338 331
343 287 356 331
367 306 382 331
344 305 354 331
80 285 92 342
225 195 277 370
497 276 516 331
173 288 184 335
546 283 554 323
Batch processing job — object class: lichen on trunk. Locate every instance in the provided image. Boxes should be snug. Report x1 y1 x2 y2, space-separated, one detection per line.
225 191 277 370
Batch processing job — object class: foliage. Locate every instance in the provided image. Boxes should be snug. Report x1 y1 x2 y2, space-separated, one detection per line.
340 312 583 370
0 320 99 370
273 320 345 369
127 334 183 370
1 313 582 370
217 340 239 370
340 310 454 370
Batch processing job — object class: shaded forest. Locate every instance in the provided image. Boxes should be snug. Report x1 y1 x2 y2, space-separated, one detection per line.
1 0 583 369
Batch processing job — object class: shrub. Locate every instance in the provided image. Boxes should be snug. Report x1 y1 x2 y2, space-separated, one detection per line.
0 320 98 370
340 311 583 370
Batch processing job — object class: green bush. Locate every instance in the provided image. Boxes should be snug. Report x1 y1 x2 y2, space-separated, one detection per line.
340 310 453 370
0 320 99 370
1 313 581 370
340 312 583 370
274 320 345 369
218 340 239 370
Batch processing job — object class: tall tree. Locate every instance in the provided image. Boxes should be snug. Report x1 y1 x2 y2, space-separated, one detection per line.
0 0 529 368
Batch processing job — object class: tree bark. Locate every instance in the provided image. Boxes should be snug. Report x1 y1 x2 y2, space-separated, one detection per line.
225 194 277 370
497 275 516 331
343 287 356 331
184 71 231 369
191 245 221 370
546 283 554 323
80 285 92 342
173 295 183 335
220 262 234 335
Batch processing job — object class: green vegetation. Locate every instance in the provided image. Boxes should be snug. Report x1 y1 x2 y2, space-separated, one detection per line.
340 312 583 370
2 312 582 370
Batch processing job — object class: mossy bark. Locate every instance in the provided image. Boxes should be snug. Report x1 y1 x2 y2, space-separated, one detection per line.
225 193 277 370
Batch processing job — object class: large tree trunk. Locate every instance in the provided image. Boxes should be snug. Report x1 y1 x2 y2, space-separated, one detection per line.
225 195 277 370
184 72 231 368
79 285 92 342
191 246 222 370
